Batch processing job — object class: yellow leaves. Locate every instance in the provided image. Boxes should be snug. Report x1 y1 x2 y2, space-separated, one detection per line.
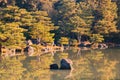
7 6 19 10
0 57 26 80
72 50 118 80
59 52 68 59
19 9 28 14
4 14 12 18
30 22 55 43
0 22 26 47
95 20 117 34
98 59 118 80
90 34 104 43
59 37 69 45
0 33 7 41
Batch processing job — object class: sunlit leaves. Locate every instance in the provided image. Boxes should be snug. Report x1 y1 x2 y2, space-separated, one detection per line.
0 22 26 47
29 22 55 43
59 37 69 45
90 34 104 43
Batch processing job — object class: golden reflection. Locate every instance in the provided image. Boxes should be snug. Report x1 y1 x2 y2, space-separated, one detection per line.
0 49 119 80
0 56 26 80
72 50 118 80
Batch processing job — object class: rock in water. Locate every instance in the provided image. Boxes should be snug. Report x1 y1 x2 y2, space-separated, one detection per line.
50 64 59 70
60 58 73 70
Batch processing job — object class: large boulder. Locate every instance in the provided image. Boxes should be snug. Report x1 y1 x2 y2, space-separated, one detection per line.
50 64 59 70
60 58 73 70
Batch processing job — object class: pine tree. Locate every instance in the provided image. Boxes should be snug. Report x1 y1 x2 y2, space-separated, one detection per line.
29 11 56 44
92 0 117 34
0 6 27 52
70 2 93 43
0 22 25 48
39 0 58 17
116 0 120 29
54 0 77 37
29 22 54 44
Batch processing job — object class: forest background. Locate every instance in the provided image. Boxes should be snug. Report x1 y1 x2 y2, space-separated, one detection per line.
0 0 120 51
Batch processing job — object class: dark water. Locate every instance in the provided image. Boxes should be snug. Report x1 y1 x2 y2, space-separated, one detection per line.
0 48 120 80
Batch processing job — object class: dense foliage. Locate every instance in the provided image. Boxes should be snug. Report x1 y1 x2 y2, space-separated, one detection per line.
0 0 120 49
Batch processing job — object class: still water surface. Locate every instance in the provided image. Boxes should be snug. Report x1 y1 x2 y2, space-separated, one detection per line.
0 48 120 80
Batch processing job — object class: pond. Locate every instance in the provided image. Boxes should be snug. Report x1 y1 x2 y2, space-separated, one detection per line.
0 48 120 80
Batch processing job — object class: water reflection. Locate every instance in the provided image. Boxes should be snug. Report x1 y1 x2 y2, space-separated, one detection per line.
50 70 73 80
0 48 120 80
0 56 26 80
72 50 118 80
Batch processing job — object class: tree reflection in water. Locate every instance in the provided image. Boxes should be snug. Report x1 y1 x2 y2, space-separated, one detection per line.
0 49 119 80
71 50 118 80
0 56 26 80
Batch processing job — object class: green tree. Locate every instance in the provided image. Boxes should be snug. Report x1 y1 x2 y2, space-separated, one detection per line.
116 0 120 29
29 11 56 44
29 22 54 44
31 11 56 29
69 2 93 43
15 0 40 11
0 22 26 50
0 6 33 26
92 0 117 34
59 37 69 46
0 6 28 52
90 34 104 43
55 0 93 44
55 0 77 37
39 0 58 17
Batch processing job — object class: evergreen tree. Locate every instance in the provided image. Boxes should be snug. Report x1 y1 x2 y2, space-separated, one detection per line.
54 0 77 37
116 0 120 29
0 6 33 39
0 22 25 48
29 22 54 44
92 0 117 34
70 2 93 43
39 0 58 17
31 11 56 29
30 11 56 44
15 0 40 11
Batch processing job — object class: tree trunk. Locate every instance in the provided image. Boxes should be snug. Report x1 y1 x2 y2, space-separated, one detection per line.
0 44 2 54
37 38 41 45
12 48 16 55
77 34 81 44
0 37 9 55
